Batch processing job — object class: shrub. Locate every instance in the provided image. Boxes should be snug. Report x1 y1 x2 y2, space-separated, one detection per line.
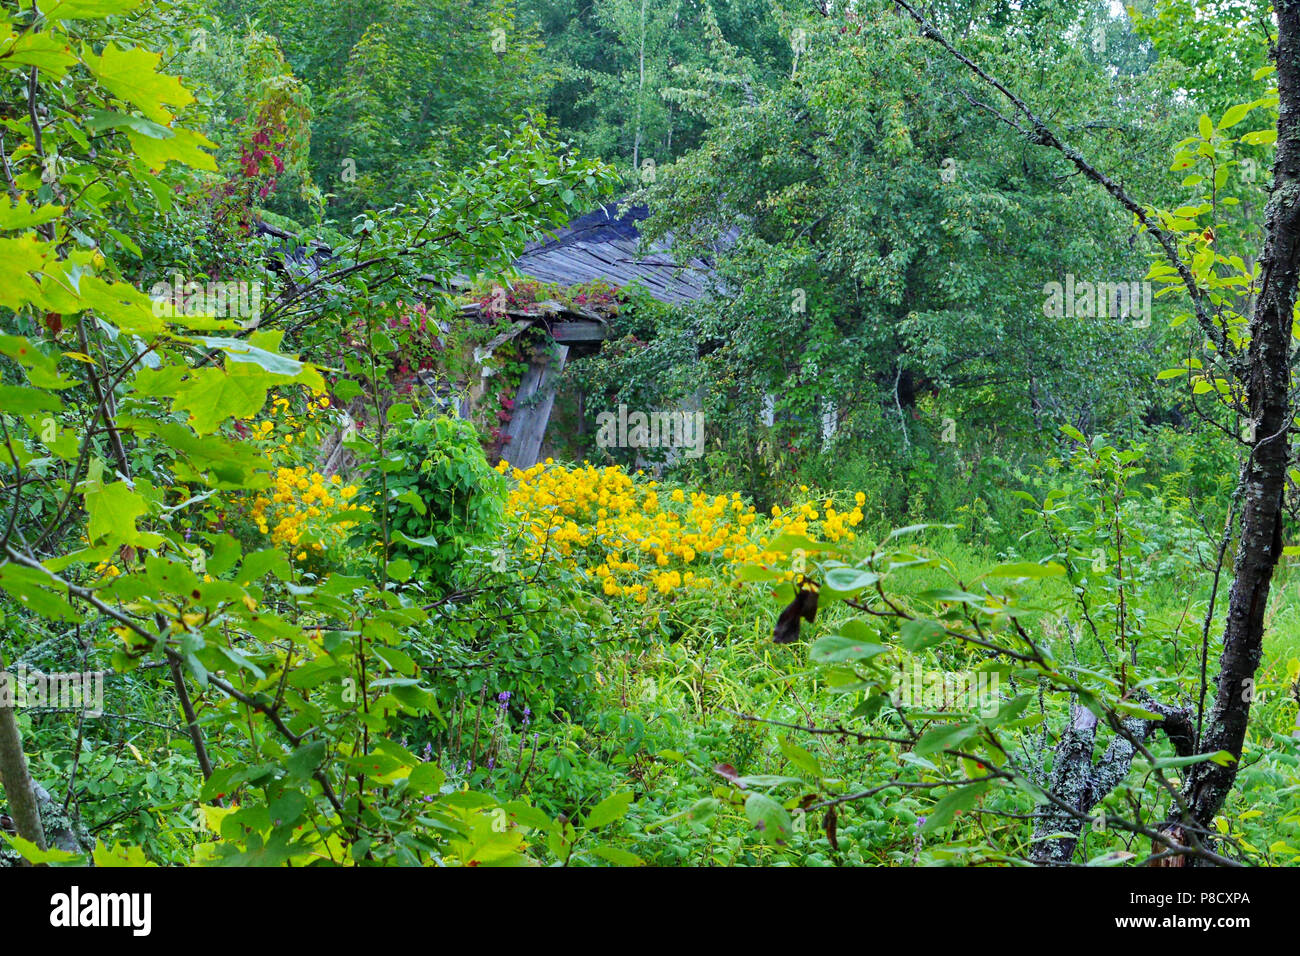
371 414 506 584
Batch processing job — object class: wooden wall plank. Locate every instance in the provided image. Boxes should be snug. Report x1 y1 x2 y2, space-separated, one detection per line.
501 344 569 468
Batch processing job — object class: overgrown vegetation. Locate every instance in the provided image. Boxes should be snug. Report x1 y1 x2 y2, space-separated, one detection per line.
1 0 1298 873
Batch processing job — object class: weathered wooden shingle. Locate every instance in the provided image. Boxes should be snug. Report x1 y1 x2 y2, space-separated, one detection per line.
514 202 723 305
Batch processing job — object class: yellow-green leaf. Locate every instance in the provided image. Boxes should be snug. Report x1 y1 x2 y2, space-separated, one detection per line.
172 363 277 435
0 30 78 75
0 195 63 230
38 0 146 20
1218 102 1257 130
80 42 194 123
126 125 217 172
85 480 148 545
0 235 56 311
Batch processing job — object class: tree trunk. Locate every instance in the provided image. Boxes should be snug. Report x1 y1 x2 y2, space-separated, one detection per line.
1183 1 1300 833
0 653 47 854
1032 699 1194 864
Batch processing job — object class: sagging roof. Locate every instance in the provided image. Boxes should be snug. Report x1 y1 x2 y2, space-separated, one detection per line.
514 202 729 305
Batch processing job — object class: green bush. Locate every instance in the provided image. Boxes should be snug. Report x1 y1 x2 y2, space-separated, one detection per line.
370 414 506 585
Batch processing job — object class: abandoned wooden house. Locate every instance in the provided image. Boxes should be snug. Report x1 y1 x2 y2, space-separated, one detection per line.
480 202 723 467
260 201 724 471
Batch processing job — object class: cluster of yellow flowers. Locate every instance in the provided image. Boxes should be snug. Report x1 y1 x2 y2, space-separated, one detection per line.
242 390 367 559
259 393 330 451
248 467 362 557
497 460 867 603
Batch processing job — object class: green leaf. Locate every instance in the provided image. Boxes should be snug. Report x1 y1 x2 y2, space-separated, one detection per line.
735 563 780 582
1150 750 1237 770
735 774 803 789
0 237 56 312
744 793 793 841
0 385 61 413
236 548 290 585
917 588 984 606
127 125 217 172
92 842 157 867
779 736 823 778
823 566 879 594
984 561 1065 579
1 834 83 865
85 480 148 546
83 108 172 138
810 634 888 663
0 196 62 231
213 644 266 680
202 533 242 577
585 791 633 829
0 563 80 621
372 645 417 676
900 618 947 651
195 337 313 377
80 42 195 123
1218 102 1257 130
333 378 363 403
915 722 977 756
767 532 844 554
392 530 438 548
172 364 277 435
38 0 147 21
79 275 164 335
921 782 988 832
1240 128 1277 146
285 741 328 782
502 801 555 831
0 30 78 75
589 845 642 866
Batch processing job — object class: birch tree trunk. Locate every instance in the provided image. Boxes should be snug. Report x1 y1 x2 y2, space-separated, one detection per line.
1183 0 1300 832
